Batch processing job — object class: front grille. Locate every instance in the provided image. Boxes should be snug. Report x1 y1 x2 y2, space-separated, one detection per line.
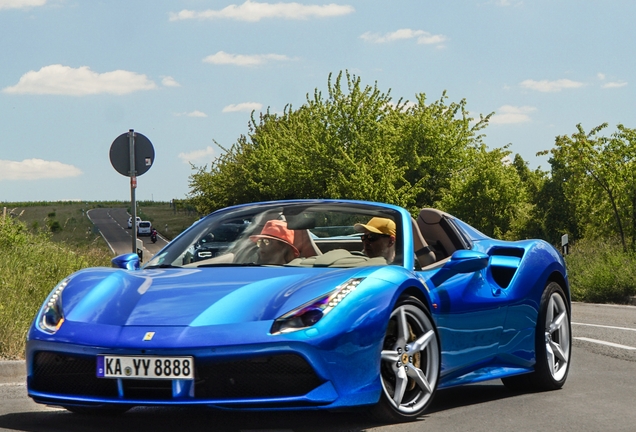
195 354 323 398
31 351 323 402
122 379 172 400
31 351 118 397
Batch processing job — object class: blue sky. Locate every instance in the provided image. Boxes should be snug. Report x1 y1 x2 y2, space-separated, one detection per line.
1 0 634 203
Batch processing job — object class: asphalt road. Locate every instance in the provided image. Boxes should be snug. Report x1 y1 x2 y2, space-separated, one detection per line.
2 303 635 432
87 207 168 261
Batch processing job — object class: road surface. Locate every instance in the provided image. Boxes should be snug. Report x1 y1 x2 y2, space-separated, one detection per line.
87 207 168 261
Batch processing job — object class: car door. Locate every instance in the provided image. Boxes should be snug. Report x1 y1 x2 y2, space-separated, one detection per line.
417 252 510 378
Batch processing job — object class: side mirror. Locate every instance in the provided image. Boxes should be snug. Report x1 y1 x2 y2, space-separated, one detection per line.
111 253 140 271
430 250 489 287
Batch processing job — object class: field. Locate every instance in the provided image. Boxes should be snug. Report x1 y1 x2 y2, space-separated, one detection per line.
0 200 200 359
1 200 200 252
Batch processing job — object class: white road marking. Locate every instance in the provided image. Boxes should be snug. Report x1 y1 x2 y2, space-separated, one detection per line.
0 382 24 387
574 337 636 350
572 322 636 332
86 209 116 255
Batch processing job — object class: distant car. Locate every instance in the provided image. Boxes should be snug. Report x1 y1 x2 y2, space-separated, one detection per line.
137 221 152 236
127 216 141 229
26 199 571 422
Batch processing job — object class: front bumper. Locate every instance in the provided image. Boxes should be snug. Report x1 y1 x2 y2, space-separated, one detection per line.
26 334 382 410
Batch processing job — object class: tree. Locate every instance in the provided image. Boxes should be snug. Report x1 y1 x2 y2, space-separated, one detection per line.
189 72 412 213
435 146 527 238
531 150 581 245
394 92 491 212
188 71 507 221
548 124 636 251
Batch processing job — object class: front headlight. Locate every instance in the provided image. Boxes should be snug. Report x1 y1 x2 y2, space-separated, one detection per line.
271 277 365 334
37 278 69 334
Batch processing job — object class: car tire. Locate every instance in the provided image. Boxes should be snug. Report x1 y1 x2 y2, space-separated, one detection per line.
502 281 571 391
371 295 440 423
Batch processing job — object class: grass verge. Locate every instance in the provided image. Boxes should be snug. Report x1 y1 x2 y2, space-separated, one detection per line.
565 237 636 304
0 216 112 359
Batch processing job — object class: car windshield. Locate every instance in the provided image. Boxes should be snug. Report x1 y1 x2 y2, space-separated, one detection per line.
145 202 403 269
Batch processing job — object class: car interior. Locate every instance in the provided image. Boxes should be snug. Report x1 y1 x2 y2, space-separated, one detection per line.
181 207 469 270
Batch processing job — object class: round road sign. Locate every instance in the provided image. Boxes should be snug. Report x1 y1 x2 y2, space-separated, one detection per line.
109 131 155 177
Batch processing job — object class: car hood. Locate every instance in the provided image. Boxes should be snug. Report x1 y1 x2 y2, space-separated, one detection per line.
64 266 374 327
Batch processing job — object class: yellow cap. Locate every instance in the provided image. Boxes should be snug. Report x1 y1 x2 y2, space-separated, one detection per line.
354 217 396 237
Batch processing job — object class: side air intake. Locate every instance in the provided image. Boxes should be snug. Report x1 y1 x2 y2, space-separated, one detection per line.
489 248 524 288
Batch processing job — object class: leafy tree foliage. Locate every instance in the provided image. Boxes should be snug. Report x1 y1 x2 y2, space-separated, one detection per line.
191 72 636 246
436 146 527 238
547 124 636 251
189 72 504 224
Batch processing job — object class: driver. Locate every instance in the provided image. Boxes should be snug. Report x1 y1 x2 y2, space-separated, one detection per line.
250 220 300 265
354 217 396 263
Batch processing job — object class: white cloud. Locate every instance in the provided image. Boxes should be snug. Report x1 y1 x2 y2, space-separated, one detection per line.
596 73 627 89
203 51 290 66
519 79 584 92
2 64 156 96
0 159 82 180
161 76 180 87
492 0 522 6
360 28 447 46
602 81 627 89
175 110 208 118
169 1 354 22
490 105 536 124
222 102 263 112
0 0 46 10
178 146 215 164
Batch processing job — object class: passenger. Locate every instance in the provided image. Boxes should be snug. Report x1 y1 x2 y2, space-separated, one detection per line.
354 217 396 263
250 220 300 265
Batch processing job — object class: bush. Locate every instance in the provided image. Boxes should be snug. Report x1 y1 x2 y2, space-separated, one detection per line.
565 238 636 304
48 220 62 233
0 217 111 359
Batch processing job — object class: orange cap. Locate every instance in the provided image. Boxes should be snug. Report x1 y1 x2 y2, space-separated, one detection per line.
250 220 300 256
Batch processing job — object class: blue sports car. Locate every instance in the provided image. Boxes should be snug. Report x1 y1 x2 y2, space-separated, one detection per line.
26 199 571 422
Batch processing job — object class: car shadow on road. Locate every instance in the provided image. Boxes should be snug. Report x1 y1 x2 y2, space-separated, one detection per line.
0 384 521 432
0 408 369 432
427 383 520 414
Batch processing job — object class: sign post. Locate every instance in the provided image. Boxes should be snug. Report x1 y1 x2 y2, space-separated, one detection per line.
561 234 569 255
109 130 155 257
128 130 137 255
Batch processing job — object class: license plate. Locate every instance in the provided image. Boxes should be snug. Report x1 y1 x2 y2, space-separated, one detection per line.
96 355 194 380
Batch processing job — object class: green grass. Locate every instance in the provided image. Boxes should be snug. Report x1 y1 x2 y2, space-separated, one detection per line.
0 217 112 359
0 201 200 360
565 237 636 304
2 200 200 244
134 201 199 241
3 201 123 252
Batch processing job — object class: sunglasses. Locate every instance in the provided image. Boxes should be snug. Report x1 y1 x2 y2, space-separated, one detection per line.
256 238 282 248
361 233 390 243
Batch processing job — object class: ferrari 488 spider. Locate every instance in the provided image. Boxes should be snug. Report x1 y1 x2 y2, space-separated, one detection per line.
26 200 571 422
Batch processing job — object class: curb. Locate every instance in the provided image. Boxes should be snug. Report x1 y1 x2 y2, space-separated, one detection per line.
0 360 25 384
